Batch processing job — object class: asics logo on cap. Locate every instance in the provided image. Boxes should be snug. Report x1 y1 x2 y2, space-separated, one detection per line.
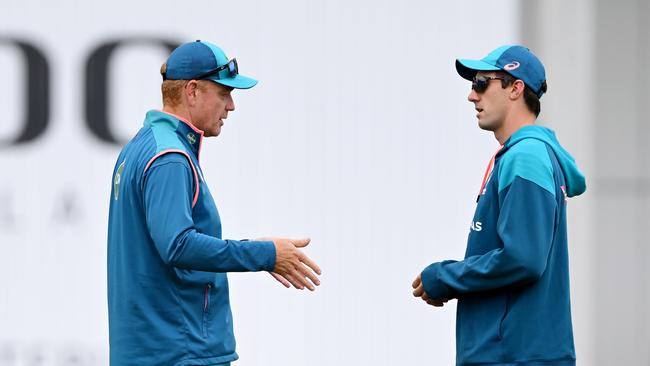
504 61 520 71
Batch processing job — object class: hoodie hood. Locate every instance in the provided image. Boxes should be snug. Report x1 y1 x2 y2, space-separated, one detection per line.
502 125 586 197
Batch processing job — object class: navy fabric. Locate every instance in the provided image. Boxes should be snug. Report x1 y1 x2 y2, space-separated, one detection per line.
107 110 276 366
421 125 585 366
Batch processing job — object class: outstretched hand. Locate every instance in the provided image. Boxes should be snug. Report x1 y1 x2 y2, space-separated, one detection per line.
257 237 322 291
268 271 291 288
412 274 448 307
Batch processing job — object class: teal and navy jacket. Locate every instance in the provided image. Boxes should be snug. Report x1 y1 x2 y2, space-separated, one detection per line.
421 125 586 366
107 110 276 366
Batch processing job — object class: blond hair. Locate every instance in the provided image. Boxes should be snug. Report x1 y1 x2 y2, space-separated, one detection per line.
160 63 188 107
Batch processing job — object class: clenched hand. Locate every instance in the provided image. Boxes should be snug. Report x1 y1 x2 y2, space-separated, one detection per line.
412 274 448 307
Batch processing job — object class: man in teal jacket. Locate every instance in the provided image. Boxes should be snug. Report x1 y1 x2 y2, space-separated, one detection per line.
107 40 321 366
412 45 586 365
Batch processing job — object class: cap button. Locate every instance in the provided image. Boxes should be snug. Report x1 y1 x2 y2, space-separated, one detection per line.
195 39 201 42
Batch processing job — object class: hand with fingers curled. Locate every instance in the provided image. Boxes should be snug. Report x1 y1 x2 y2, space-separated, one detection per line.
412 274 449 307
256 237 322 291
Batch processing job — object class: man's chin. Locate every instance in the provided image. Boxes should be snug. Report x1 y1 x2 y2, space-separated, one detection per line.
206 127 222 137
478 120 495 132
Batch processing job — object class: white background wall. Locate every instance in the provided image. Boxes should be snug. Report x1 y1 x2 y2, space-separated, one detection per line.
9 1 624 365
521 1 597 365
523 1 650 365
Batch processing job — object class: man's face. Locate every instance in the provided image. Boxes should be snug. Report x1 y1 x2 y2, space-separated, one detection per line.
189 81 235 137
467 71 510 132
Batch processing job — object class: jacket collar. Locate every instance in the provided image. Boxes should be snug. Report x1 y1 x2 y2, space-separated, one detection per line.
147 110 204 161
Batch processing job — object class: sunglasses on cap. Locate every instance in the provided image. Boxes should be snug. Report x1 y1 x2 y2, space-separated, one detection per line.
194 58 239 80
471 75 506 93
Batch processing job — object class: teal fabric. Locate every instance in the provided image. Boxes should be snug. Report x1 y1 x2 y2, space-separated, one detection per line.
203 42 229 66
420 124 584 365
108 110 276 365
164 41 257 89
201 42 258 89
504 125 586 197
498 138 555 196
456 45 510 77
145 110 183 153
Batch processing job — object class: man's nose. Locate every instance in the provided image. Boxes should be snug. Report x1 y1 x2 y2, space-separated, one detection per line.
227 95 235 111
468 89 480 102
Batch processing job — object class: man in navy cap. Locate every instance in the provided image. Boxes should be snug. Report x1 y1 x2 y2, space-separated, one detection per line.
107 40 321 366
412 45 586 365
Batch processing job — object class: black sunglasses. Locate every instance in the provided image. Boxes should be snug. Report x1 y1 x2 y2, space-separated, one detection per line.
472 75 505 93
194 58 239 80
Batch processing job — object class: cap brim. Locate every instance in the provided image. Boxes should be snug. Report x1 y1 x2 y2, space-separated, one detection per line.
455 59 501 81
209 74 258 89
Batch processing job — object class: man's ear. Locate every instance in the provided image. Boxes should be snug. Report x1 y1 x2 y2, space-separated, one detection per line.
510 79 525 100
185 80 199 105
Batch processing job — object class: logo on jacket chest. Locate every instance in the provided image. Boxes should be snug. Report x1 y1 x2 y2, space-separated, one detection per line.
186 133 197 145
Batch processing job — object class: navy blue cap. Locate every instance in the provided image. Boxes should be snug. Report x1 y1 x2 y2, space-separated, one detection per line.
456 45 546 98
164 40 257 89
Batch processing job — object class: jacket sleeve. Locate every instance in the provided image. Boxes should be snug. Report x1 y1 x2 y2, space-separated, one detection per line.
420 176 557 300
142 153 276 272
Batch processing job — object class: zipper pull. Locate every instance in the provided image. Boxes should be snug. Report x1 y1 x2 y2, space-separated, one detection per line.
203 284 211 312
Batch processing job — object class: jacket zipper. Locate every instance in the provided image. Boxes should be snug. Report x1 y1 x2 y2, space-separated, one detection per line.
498 293 511 340
204 284 210 312
202 283 211 337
